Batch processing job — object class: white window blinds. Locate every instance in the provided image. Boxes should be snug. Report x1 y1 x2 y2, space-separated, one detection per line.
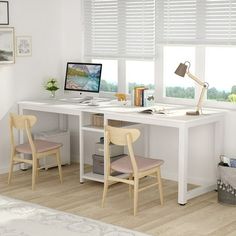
84 0 156 59
157 0 236 45
157 0 197 44
204 0 236 44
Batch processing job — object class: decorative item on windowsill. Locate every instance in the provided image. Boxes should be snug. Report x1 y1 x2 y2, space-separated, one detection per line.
45 78 59 98
114 93 128 106
132 87 155 107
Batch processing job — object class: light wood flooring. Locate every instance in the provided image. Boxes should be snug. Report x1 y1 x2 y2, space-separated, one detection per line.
0 164 236 236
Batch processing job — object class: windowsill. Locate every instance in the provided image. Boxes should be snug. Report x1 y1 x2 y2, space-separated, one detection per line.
159 96 236 111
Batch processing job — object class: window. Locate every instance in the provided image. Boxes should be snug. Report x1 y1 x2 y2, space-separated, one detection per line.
92 59 118 92
84 0 236 108
205 47 236 103
84 0 156 60
126 61 155 93
163 46 195 99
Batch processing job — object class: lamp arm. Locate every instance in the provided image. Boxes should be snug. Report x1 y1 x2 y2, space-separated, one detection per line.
186 71 205 87
196 85 207 113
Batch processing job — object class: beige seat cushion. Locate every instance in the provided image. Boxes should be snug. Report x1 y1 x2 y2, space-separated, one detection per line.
16 139 62 154
111 155 164 173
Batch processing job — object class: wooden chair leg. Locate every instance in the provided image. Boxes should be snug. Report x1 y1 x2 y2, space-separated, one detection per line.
36 159 40 177
102 176 109 208
133 177 139 216
56 150 63 183
157 167 164 205
8 154 14 185
32 157 37 190
129 174 133 198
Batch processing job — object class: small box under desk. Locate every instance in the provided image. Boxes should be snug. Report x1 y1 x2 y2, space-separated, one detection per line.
34 129 70 170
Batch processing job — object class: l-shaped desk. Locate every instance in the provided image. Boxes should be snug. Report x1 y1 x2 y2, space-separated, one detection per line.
18 99 225 205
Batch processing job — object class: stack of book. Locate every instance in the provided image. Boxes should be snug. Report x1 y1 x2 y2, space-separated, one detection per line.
133 86 154 107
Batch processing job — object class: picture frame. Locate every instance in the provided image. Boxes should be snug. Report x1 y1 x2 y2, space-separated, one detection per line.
0 1 9 25
0 27 14 64
16 36 32 56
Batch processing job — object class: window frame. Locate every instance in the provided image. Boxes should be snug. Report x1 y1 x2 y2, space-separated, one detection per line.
159 45 236 110
88 47 236 110
82 7 236 109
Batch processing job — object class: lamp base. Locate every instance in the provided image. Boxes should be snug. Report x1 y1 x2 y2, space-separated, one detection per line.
186 110 200 116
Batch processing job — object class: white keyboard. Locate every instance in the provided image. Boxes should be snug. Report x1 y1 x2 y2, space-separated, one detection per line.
59 96 93 103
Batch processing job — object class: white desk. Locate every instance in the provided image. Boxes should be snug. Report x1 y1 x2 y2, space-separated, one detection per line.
18 99 225 205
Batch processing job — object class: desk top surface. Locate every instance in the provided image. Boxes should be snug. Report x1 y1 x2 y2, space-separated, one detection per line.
18 99 225 127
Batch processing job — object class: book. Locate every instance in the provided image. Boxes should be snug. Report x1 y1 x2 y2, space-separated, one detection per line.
134 86 145 106
139 108 166 115
143 90 155 107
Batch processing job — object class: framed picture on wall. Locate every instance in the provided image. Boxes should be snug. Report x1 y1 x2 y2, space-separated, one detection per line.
0 27 14 64
0 1 9 25
16 36 32 56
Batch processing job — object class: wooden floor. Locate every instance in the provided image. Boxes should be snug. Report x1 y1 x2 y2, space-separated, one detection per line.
0 164 236 236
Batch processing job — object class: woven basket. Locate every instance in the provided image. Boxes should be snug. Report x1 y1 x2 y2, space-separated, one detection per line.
217 181 236 205
217 164 236 205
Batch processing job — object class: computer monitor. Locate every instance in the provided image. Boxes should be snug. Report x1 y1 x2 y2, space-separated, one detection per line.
64 62 102 98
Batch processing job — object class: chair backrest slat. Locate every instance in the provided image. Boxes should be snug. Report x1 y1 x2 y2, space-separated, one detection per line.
9 114 37 154
10 114 37 129
105 126 140 146
105 125 140 174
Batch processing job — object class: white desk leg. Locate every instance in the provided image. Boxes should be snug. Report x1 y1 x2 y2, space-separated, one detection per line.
79 114 84 183
144 125 150 158
178 126 188 205
214 117 224 179
18 107 28 170
59 114 68 130
103 117 108 183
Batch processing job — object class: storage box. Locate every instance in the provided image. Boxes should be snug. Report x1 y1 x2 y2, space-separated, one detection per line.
108 120 124 127
92 113 104 127
34 129 70 170
92 154 126 175
95 142 124 157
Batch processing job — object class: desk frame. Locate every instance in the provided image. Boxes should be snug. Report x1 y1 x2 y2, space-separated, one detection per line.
18 100 224 205
103 112 224 204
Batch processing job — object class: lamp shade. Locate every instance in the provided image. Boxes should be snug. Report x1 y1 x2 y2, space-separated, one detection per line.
175 63 188 77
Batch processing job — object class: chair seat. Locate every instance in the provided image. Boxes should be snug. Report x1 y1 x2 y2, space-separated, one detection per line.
16 139 62 154
111 155 164 173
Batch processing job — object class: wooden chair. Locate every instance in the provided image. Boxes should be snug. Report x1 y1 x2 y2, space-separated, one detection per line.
102 125 164 216
8 113 63 190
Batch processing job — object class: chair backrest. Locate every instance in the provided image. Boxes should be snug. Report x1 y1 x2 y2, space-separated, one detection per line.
9 114 37 154
105 125 140 174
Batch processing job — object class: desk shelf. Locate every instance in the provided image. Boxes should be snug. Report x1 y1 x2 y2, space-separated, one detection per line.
83 172 104 183
82 125 104 133
83 171 129 183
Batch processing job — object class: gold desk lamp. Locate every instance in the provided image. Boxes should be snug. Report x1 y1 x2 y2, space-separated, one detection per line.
175 61 209 115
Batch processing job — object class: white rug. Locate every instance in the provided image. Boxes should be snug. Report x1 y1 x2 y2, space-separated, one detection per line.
0 195 149 236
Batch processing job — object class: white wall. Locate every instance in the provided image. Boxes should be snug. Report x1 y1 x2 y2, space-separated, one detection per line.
0 0 63 172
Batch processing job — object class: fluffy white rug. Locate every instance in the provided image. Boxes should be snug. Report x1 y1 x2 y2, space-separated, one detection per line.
0 195 149 236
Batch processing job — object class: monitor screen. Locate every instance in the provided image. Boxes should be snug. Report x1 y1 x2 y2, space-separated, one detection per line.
64 62 102 93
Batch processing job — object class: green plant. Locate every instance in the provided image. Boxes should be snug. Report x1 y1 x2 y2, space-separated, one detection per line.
45 78 59 92
228 93 236 103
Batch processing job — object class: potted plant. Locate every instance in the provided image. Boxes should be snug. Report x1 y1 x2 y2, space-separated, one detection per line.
45 78 59 98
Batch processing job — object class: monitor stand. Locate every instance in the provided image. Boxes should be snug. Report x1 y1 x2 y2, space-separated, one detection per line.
60 91 99 103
